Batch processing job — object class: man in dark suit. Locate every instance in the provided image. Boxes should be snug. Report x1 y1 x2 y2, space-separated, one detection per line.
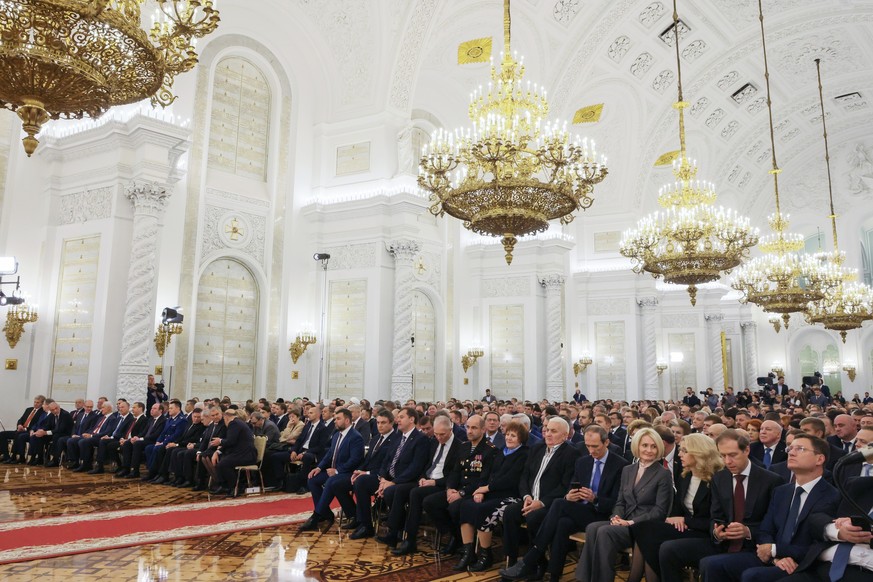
800 417 847 472
501 417 581 571
660 429 784 582
350 407 430 542
69 402 119 470
174 406 226 488
282 404 333 493
501 425 628 580
94 401 147 474
389 414 465 554
682 387 701 408
572 388 587 404
699 434 840 582
343 410 398 536
350 405 370 444
27 399 71 465
118 402 166 478
749 420 787 469
774 476 872 581
150 409 206 483
85 399 136 473
775 376 789 396
483 411 505 449
300 408 365 530
421 415 497 562
207 410 257 496
1 395 46 463
141 399 187 480
827 414 858 454
49 400 95 467
482 388 497 404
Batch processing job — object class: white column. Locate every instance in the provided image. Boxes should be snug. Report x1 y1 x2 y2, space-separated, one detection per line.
388 239 420 402
705 312 725 391
116 182 170 404
638 296 659 400
741 321 759 389
540 274 565 403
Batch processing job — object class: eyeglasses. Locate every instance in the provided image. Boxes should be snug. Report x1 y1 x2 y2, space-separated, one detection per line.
785 445 813 454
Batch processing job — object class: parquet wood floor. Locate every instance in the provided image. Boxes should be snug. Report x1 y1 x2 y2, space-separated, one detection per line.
0 464 631 582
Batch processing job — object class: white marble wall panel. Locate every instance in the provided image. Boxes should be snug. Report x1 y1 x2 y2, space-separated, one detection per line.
191 259 258 402
490 304 525 399
595 321 627 400
327 279 367 400
50 236 100 401
207 57 271 181
412 290 436 402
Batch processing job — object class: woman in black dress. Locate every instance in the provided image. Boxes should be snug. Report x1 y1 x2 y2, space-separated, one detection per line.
628 433 724 582
455 420 529 571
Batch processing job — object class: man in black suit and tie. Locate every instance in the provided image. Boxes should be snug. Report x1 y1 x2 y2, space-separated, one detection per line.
388 414 464 554
774 475 872 582
350 407 430 543
699 434 840 582
349 405 370 444
500 417 581 571
660 429 783 582
749 420 787 469
70 402 119 471
800 417 847 472
150 409 206 483
483 411 505 449
27 399 72 466
208 410 257 496
683 387 701 408
49 400 95 467
344 410 398 536
282 404 333 493
1 395 46 463
501 425 628 580
828 414 858 454
174 406 226 489
87 400 137 473
300 408 365 531
118 402 166 478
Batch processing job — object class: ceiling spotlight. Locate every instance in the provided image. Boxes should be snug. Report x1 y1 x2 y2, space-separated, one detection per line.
313 253 331 261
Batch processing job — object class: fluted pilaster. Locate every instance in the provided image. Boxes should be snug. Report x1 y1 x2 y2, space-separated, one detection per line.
740 321 759 389
540 274 565 402
116 182 170 404
638 296 659 400
388 239 420 402
705 312 725 391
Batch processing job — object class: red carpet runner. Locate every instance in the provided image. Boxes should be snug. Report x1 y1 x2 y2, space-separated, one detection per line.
0 494 317 564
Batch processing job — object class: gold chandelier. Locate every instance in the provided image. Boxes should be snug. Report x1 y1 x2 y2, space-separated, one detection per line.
153 320 183 357
3 303 38 349
417 0 608 265
0 0 220 156
805 58 873 342
620 0 758 306
731 0 839 330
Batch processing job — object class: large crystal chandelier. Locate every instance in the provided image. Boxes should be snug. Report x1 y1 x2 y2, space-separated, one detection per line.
805 58 873 342
417 0 608 265
731 0 839 330
0 0 220 156
620 0 758 306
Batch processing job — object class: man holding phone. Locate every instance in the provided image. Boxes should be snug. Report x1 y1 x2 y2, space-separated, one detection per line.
500 425 627 581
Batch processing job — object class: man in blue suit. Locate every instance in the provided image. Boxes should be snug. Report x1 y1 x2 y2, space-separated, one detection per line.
68 402 119 470
142 399 187 479
699 434 840 582
300 408 365 531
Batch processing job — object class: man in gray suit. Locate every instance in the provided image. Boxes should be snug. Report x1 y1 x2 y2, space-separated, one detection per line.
250 412 280 447
576 427 674 582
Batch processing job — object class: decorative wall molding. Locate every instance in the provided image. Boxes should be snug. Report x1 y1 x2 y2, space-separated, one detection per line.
588 298 630 316
58 187 113 225
200 205 267 268
389 0 438 112
322 242 378 271
388 239 420 402
661 312 699 328
482 276 531 298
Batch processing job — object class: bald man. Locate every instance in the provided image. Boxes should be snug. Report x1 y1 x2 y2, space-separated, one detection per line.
827 414 858 454
749 420 786 469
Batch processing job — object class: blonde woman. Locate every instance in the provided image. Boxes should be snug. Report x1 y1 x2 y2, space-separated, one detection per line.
628 433 724 582
575 427 674 582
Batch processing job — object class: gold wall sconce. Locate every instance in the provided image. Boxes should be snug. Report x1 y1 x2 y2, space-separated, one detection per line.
461 348 484 373
767 313 782 333
771 364 784 377
843 364 856 382
290 331 317 364
657 362 668 376
3 303 38 349
154 322 183 357
573 355 593 376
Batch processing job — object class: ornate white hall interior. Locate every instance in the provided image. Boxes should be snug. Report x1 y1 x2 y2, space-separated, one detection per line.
0 0 872 580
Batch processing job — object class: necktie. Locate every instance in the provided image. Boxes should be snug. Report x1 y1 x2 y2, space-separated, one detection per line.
779 486 804 547
763 447 772 469
125 418 136 438
92 416 106 434
426 443 445 479
829 543 853 582
663 459 669 469
389 435 407 479
112 416 126 438
863 464 872 477
728 474 746 552
372 435 384 455
23 408 37 429
331 432 345 468
590 460 603 496
843 441 852 453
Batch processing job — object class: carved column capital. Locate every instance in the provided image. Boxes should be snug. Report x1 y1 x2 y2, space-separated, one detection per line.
704 312 725 324
637 296 658 309
126 181 170 218
538 274 565 291
387 239 420 263
740 321 757 330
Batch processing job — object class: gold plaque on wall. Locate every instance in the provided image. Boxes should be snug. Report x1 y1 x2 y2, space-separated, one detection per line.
154 365 163 376
291 371 299 380
5 359 17 370
463 377 469 385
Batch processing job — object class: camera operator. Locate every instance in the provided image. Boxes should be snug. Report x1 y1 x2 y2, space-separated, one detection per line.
682 387 701 408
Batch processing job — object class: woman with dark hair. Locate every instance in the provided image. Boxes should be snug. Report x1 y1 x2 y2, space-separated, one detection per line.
455 420 530 571
627 434 723 582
